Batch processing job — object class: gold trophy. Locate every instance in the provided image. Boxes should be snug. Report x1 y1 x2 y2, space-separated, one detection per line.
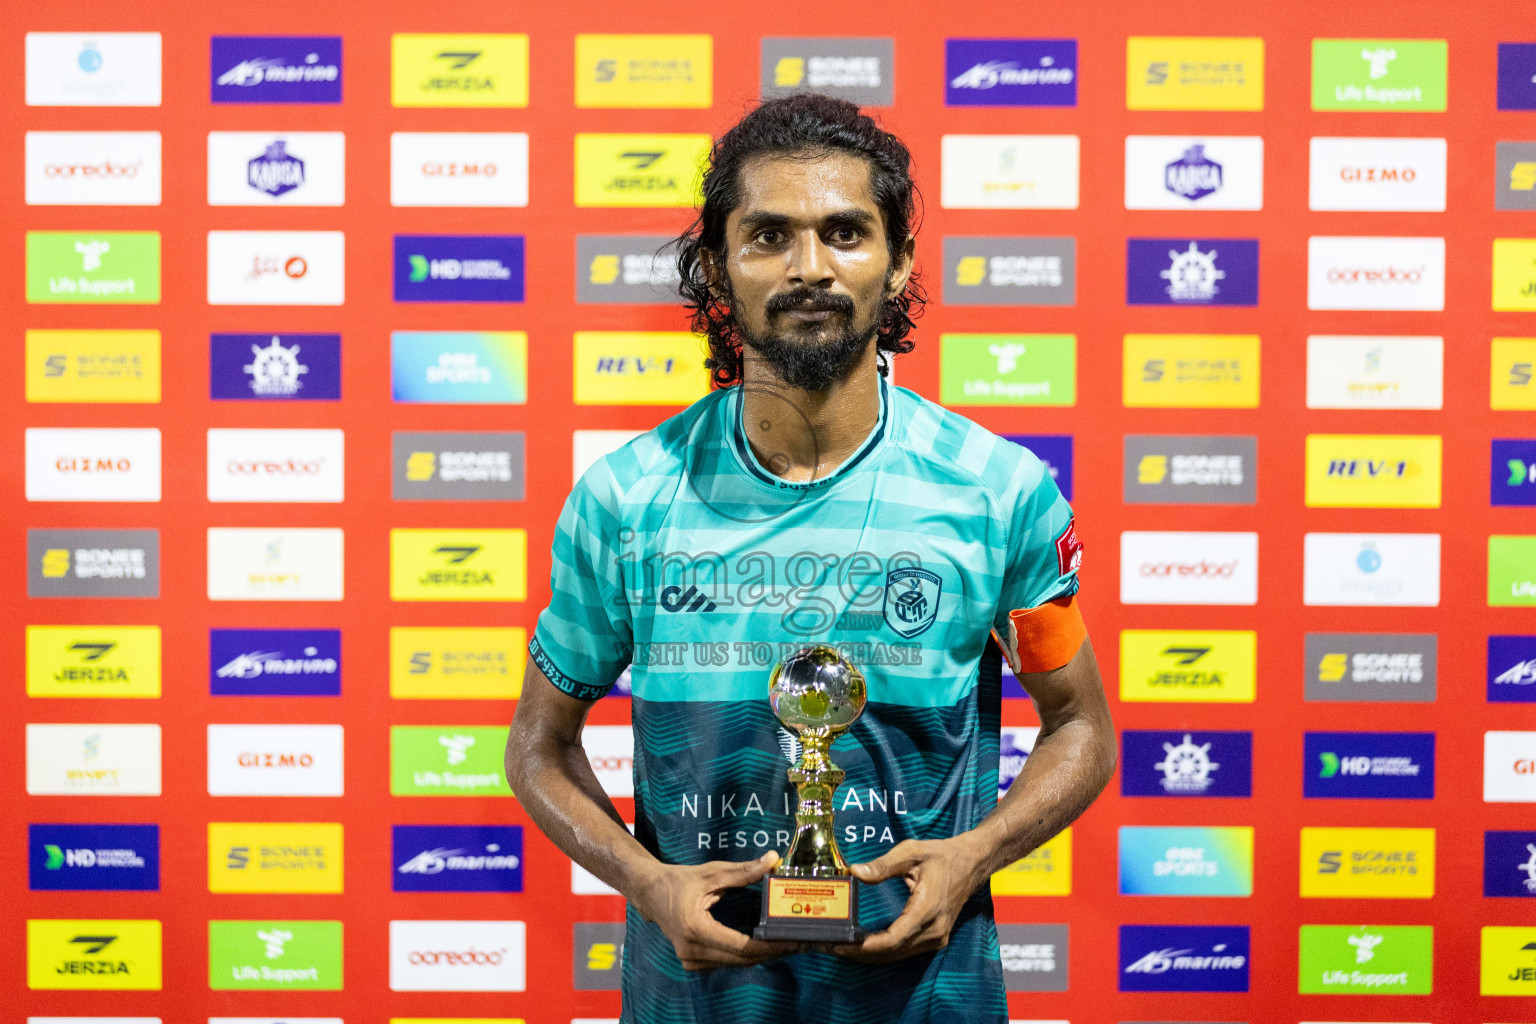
754 644 867 942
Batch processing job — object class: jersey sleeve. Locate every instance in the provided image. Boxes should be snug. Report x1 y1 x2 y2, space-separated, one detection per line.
992 451 1082 636
528 462 633 701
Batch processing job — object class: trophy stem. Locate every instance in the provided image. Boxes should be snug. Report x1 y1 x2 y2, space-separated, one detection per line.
778 733 849 876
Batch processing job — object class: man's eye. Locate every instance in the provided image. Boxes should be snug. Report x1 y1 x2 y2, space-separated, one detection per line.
756 230 782 245
831 228 860 243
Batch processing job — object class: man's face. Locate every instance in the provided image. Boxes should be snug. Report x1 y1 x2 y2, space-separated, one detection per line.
716 150 913 390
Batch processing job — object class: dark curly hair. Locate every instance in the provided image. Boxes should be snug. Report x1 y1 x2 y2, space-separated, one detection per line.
674 93 925 389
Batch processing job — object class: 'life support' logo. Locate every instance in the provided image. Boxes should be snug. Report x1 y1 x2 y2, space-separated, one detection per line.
883 567 941 638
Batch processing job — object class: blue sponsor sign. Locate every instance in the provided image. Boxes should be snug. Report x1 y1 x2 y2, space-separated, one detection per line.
1118 924 1250 992
1303 731 1435 799
1119 826 1251 896
1493 439 1536 506
392 825 524 892
393 235 526 303
1121 730 1252 798
1489 635 1536 702
391 332 527 404
211 333 341 401
944 39 1077 107
1498 43 1536 110
1126 238 1259 306
1003 434 1073 500
210 628 341 696
1485 830 1536 897
211 36 343 104
30 824 159 891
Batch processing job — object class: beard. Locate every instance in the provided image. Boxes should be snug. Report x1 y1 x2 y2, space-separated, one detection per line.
734 287 881 392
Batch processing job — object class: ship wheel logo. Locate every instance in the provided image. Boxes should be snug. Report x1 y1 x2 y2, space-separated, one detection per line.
1154 733 1219 793
1160 241 1225 302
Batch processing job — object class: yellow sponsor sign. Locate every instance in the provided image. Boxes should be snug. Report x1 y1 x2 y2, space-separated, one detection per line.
208 823 343 894
391 34 529 107
27 919 162 990
26 625 160 698
26 330 160 403
1481 925 1536 995
390 627 527 699
1126 37 1265 110
1493 239 1536 311
1299 826 1435 898
575 34 712 108
574 133 710 207
1123 335 1260 408
1120 630 1256 703
390 529 527 602
1492 337 1536 410
574 331 710 405
992 828 1070 896
1304 434 1442 509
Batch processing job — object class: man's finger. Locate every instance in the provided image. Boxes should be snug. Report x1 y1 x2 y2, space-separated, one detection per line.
848 840 924 884
705 850 779 889
828 885 938 959
688 909 798 961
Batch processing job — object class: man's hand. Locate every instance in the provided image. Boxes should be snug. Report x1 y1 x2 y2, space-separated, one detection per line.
826 837 985 964
633 850 805 971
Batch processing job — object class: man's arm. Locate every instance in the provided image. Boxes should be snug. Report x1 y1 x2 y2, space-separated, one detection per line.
506 661 801 970
830 632 1115 963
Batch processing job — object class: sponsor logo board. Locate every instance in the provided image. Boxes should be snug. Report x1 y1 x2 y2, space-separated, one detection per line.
1306 336 1443 409
1119 532 1258 606
26 428 161 502
207 132 344 206
1304 634 1437 702
208 920 342 990
392 432 525 501
1307 236 1445 311
391 726 512 797
1312 38 1447 111
26 625 160 697
1003 435 1073 500
1121 730 1252 797
760 37 893 105
575 34 711 108
1494 238 1536 311
28 530 159 598
1119 826 1253 896
1127 237 1258 306
1485 730 1536 802
1481 925 1536 995
211 628 341 697
1303 533 1440 607
1304 434 1441 508
1490 535 1536 606
26 32 162 106
1123 435 1255 504
1126 37 1264 110
392 332 527 404
1298 924 1433 994
1305 731 1435 799
1484 831 1536 897
393 825 523 892
574 332 709 405
1496 141 1536 210
1494 439 1536 506
997 923 1069 991
27 231 160 304
26 329 160 404
939 334 1076 406
992 829 1070 896
1492 337 1536 410
1119 631 1255 702
26 919 162 990
1124 136 1263 210
29 824 159 891
1489 635 1536 703
210 36 341 103
389 529 526 602
1300 827 1435 898
573 922 625 990
945 38 1077 107
207 428 344 503
211 333 340 401
207 231 344 305
391 133 528 207
574 133 710 208
393 235 524 303
206 528 344 601
26 131 161 205
940 135 1079 209
391 34 529 107
1123 335 1259 408
1500 43 1536 110
1118 924 1250 991
206 724 344 796
26 724 161 796
577 235 681 305
942 237 1075 306
1309 137 1446 211
208 823 342 893
389 627 526 699
389 920 525 991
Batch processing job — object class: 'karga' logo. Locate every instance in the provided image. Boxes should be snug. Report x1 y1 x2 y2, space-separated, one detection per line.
247 140 304 197
1155 733 1220 793
1162 241 1226 302
1165 144 1223 201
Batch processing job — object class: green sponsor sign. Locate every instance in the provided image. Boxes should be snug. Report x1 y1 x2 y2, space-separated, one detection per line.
26 231 161 304
1489 535 1536 606
390 725 512 796
1298 924 1432 994
939 334 1076 406
209 920 342 990
1312 39 1447 111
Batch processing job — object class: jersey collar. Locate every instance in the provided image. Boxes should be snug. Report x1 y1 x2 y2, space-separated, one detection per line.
726 374 890 491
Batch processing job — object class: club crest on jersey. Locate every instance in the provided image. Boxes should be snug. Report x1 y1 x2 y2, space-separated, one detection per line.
883 567 942 638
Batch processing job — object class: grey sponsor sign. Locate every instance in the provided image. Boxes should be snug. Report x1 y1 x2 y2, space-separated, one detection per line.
576 234 682 305
1123 435 1257 504
1304 632 1437 702
997 923 1068 992
761 37 894 106
573 921 625 990
942 236 1075 306
28 528 159 598
1495 141 1536 211
391 431 525 501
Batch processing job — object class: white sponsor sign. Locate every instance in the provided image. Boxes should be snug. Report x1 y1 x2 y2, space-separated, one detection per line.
940 135 1079 209
391 133 530 207
26 33 162 106
1307 236 1445 311
209 1019 341 1024
26 132 161 205
207 724 344 796
573 430 642 484
584 725 635 798
1124 135 1263 210
26 723 161 795
1306 336 1444 410
1119 531 1258 606
207 230 345 306
207 527 345 601
389 920 526 992
30 1018 164 1024
1302 533 1441 607
207 429 345 503
26 428 161 502
1309 137 1447 212
1484 730 1536 803
207 132 346 206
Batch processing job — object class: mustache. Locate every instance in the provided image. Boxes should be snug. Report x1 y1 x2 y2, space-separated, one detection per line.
764 289 855 317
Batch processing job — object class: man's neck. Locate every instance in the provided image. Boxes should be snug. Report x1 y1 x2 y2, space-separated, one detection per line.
738 343 882 483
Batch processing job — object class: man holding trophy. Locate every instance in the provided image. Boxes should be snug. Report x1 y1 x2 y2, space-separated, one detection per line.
506 95 1116 1024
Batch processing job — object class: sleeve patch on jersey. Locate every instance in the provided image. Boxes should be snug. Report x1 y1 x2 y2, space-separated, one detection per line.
1055 518 1083 577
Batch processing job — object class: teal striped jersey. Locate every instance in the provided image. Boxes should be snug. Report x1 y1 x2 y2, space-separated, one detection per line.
530 375 1079 1024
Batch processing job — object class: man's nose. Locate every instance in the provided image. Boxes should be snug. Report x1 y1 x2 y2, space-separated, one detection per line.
785 230 835 287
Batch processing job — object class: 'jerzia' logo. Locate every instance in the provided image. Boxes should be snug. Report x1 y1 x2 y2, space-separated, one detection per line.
883 567 941 638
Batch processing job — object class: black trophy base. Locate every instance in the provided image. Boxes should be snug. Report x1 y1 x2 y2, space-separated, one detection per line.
753 873 864 943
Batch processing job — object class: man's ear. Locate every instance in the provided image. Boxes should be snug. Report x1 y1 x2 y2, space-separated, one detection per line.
701 247 728 304
885 234 917 298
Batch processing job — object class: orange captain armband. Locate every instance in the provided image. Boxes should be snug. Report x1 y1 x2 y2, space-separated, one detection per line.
993 594 1087 676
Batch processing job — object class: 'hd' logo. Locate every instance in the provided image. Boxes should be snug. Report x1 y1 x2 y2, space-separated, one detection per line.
393 235 524 303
